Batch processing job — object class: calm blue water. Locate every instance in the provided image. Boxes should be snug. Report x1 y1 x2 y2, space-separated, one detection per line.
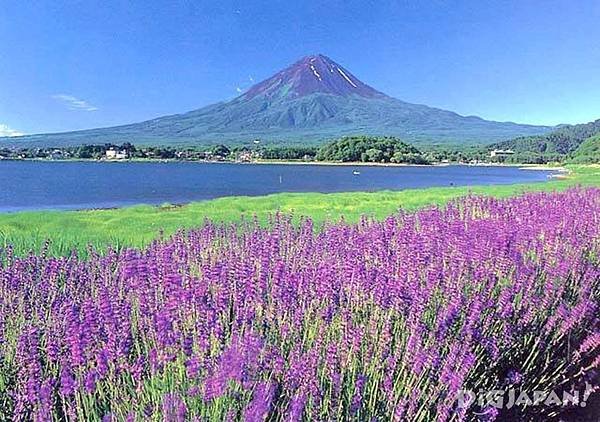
0 161 556 212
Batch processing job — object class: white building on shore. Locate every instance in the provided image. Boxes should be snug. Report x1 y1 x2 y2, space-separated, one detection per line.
490 149 515 158
106 149 129 160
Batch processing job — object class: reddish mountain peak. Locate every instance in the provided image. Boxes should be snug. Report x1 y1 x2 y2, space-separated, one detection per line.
243 54 388 100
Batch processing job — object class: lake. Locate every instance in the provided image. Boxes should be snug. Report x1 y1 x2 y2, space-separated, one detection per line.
0 161 558 212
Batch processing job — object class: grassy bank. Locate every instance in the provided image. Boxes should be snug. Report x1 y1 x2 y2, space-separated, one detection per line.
1 165 598 256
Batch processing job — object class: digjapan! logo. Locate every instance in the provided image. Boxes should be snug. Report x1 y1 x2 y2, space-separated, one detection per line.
456 383 595 412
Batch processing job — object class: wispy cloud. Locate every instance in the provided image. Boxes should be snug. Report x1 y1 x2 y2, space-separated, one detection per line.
233 76 256 94
0 124 24 137
52 94 98 111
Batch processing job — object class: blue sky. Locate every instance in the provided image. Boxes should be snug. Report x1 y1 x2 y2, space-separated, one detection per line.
1 0 599 136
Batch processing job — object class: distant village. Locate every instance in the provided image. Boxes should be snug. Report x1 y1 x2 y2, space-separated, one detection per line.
0 142 263 163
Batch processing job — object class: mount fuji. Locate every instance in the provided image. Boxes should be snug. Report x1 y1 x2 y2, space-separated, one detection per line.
5 54 552 147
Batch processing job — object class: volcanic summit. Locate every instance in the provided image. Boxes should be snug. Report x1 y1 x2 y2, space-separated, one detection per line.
4 54 552 146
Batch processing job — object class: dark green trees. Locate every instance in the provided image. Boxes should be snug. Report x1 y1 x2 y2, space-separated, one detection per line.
315 136 429 164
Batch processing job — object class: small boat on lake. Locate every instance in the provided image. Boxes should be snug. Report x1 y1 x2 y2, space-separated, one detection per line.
353 170 361 175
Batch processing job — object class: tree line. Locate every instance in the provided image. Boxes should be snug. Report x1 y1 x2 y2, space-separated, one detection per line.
0 137 430 164
5 133 595 164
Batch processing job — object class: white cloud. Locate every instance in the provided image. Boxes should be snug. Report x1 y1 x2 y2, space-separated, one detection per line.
52 94 98 111
0 124 24 137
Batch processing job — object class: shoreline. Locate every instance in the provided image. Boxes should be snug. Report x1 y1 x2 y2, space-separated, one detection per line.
518 165 569 172
0 169 567 215
0 157 568 170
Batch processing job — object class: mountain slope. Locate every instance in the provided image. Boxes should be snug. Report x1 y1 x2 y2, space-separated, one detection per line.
3 54 553 147
490 118 600 155
569 135 600 163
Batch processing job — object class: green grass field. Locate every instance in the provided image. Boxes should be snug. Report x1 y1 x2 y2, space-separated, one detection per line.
1 165 599 256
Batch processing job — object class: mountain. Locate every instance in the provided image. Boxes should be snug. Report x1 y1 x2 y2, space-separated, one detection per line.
490 118 600 156
3 54 553 147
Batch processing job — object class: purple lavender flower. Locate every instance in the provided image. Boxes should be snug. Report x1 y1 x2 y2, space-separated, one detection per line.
350 375 367 415
243 382 275 422
505 369 523 385
84 370 97 393
287 393 306 422
0 188 598 420
162 393 187 422
59 366 76 396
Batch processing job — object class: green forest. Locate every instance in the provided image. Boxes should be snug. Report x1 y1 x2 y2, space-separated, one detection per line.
315 136 429 164
489 118 600 163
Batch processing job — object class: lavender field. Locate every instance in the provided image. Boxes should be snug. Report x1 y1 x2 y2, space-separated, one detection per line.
1 188 599 421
